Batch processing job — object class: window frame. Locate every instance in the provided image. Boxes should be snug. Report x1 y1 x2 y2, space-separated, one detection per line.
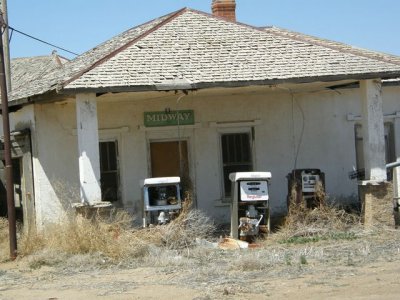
99 138 121 202
218 127 254 199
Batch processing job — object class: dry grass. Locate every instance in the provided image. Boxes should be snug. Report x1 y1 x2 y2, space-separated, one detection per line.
273 182 361 243
0 218 10 261
145 198 215 250
12 193 215 267
283 201 360 233
17 210 149 261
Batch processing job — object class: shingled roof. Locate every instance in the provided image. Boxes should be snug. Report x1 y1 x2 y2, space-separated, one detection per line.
9 53 69 103
9 8 400 104
62 8 400 92
263 26 400 67
8 11 173 103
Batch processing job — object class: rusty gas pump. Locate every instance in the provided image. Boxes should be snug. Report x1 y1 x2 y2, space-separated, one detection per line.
142 177 182 226
230 172 271 241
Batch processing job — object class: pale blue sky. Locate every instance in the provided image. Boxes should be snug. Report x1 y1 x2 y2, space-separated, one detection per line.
7 0 400 59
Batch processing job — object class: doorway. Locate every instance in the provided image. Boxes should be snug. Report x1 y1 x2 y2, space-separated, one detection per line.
0 132 35 231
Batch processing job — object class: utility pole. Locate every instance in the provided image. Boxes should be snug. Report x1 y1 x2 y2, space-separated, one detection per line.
0 10 16 260
0 0 11 92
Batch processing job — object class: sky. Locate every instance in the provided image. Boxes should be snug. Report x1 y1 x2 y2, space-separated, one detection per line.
6 0 400 60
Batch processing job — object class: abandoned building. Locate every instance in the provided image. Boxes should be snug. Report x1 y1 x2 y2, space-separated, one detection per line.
1 0 400 230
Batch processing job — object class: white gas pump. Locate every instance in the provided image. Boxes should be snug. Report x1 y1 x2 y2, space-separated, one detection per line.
229 172 271 241
142 177 182 226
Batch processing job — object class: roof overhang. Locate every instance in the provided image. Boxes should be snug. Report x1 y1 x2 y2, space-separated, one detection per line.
6 89 73 108
6 71 400 108
59 70 400 95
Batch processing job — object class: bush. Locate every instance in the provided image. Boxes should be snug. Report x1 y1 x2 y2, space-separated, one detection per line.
17 210 149 260
16 198 215 263
274 183 361 243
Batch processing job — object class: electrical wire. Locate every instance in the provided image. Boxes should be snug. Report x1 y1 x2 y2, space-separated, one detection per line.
6 25 79 56
291 92 296 168
8 27 13 43
277 86 305 170
292 94 305 170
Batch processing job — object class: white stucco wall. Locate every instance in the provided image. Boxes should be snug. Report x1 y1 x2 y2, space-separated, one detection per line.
18 83 400 226
32 100 79 226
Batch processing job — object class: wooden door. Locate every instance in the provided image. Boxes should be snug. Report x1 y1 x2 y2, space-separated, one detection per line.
150 141 189 179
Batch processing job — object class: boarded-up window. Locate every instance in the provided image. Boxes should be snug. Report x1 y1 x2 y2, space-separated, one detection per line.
99 141 119 202
221 133 252 197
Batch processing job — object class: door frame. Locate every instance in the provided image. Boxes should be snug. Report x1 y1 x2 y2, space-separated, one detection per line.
145 129 196 205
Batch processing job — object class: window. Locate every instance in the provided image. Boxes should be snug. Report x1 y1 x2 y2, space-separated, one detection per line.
99 141 119 202
221 132 253 197
354 122 395 180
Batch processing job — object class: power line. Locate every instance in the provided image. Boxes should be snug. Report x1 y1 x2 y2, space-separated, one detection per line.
7 25 79 56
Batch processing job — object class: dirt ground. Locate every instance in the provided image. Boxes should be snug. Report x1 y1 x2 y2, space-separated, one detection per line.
0 228 399 300
1 260 400 300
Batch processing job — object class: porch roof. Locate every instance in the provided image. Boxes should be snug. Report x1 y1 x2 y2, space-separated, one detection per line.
7 8 400 104
8 54 68 104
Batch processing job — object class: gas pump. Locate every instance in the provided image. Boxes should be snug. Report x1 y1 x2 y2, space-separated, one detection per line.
142 177 182 226
287 169 325 208
229 172 271 241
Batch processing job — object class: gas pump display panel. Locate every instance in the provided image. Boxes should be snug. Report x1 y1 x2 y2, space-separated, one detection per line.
239 181 269 201
301 173 320 193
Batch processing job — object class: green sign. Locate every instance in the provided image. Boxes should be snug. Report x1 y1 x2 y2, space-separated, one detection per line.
144 110 194 127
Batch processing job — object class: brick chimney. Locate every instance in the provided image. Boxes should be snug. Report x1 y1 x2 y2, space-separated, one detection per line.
212 0 236 22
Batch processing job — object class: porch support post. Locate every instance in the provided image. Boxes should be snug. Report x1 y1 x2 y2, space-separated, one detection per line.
359 79 392 227
360 79 386 181
76 93 101 205
393 118 400 227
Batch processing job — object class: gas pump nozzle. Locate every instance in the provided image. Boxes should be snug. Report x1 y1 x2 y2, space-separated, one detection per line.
255 214 263 227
